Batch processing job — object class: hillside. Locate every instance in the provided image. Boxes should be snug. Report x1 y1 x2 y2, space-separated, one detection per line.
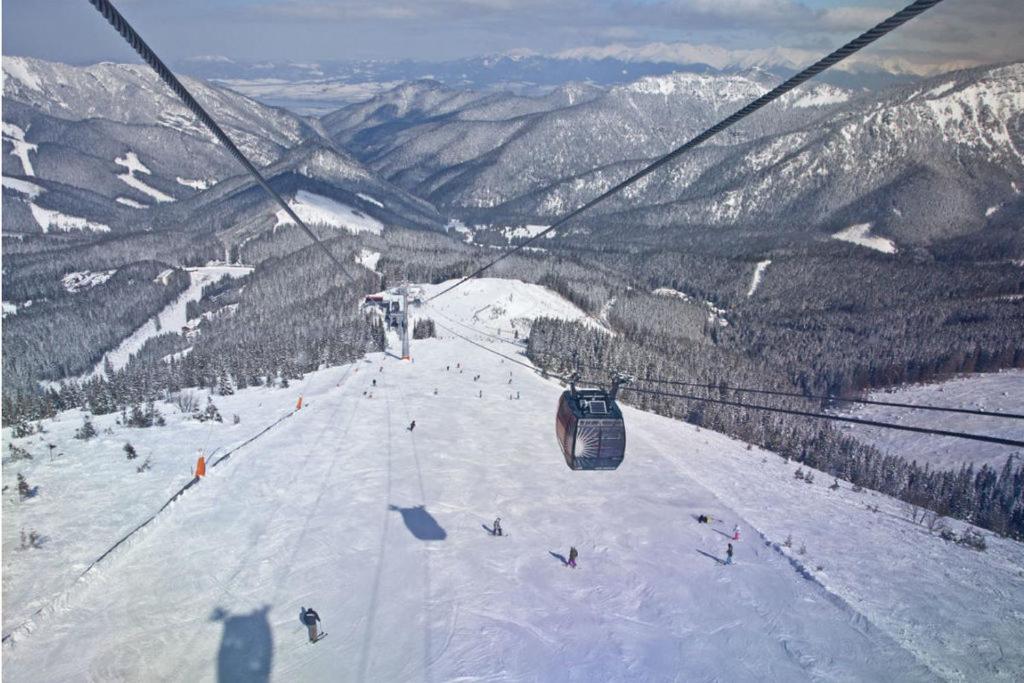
323 63 1024 252
3 280 1023 681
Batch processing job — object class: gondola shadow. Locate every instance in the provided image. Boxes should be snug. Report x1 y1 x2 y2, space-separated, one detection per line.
389 505 447 541
696 550 724 565
211 605 273 683
548 551 569 566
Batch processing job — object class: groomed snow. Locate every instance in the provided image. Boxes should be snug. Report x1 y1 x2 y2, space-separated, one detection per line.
833 370 1024 471
356 192 384 208
831 223 897 254
115 152 174 203
4 283 1023 679
747 259 771 297
115 197 148 209
175 177 212 191
29 204 109 234
2 122 38 176
275 190 383 235
2 176 43 199
86 266 253 378
419 277 603 341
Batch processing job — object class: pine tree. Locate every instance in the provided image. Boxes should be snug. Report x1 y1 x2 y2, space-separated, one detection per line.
75 415 97 440
124 443 138 460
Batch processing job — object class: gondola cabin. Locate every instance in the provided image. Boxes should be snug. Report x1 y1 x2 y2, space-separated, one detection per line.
556 388 626 470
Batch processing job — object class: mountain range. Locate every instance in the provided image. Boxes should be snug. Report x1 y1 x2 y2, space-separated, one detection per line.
4 55 1022 262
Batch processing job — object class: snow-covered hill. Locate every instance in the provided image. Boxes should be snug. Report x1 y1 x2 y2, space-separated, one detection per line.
835 370 1024 471
4 280 1023 681
325 63 1023 249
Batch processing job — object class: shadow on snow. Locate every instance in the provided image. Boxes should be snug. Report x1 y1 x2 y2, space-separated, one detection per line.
389 504 447 541
211 605 273 683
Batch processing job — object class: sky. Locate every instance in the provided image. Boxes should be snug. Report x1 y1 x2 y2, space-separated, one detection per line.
2 0 1022 74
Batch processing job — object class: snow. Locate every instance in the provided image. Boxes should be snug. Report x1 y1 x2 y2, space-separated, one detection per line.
61 270 117 294
747 259 771 297
4 281 1023 680
831 223 897 254
115 197 148 209
445 218 474 244
833 370 1024 471
2 56 43 92
2 123 36 175
175 177 212 191
2 122 38 176
419 277 602 339
986 205 1001 217
29 204 109 234
274 190 383 235
925 82 957 99
2 176 43 199
501 224 551 242
355 249 381 272
791 85 849 108
86 266 253 378
115 152 174 203
356 192 384 208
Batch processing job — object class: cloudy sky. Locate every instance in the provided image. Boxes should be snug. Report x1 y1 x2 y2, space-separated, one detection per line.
3 0 1022 74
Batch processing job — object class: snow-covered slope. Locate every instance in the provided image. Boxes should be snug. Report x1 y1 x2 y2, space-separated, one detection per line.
834 370 1024 471
4 280 1023 681
85 265 252 378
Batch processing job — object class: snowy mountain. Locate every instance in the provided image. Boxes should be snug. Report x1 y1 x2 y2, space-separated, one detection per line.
3 279 1022 680
324 63 1024 251
1 57 443 240
180 52 915 114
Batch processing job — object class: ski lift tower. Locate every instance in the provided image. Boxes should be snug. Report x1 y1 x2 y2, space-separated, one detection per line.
394 285 411 361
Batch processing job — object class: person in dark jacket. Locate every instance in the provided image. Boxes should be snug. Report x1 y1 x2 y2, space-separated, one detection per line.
568 546 579 568
725 543 734 565
493 517 503 536
408 420 416 431
301 607 321 642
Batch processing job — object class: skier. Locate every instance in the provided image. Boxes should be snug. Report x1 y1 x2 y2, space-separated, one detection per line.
568 546 579 569
732 525 741 541
408 420 416 431
301 606 322 642
493 517 503 536
372 379 377 387
698 514 708 524
446 365 450 371
725 543 734 566
434 388 438 395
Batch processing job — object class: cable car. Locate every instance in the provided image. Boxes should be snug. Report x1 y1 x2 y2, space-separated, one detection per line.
555 375 628 470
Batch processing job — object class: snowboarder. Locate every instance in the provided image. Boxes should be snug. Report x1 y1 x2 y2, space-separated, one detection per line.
568 546 579 568
301 607 322 642
725 543 734 565
732 525 741 541
408 420 416 431
493 517 503 536
698 514 708 524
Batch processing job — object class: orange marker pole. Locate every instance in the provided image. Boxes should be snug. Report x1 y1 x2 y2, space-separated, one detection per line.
296 396 303 411
195 455 206 478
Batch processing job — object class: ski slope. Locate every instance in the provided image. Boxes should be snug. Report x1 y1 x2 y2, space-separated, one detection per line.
834 370 1024 470
4 281 1024 681
86 265 253 378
